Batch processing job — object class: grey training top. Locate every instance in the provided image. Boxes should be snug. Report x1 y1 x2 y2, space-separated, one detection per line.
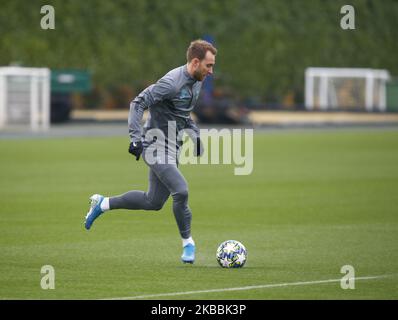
128 65 202 145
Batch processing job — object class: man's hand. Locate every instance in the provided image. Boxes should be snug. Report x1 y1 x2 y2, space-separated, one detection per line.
128 141 143 160
194 137 204 157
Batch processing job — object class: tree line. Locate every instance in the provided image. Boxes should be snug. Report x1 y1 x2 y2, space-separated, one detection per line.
1 0 397 108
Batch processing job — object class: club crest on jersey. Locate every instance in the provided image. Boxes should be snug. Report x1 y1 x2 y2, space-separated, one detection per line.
179 88 191 99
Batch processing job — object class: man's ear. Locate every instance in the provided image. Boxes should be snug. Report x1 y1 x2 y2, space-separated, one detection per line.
192 58 200 68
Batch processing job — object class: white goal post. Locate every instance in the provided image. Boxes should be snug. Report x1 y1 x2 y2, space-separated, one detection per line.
0 67 51 130
305 67 390 112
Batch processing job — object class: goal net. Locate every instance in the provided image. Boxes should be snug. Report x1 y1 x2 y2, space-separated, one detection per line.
305 67 390 111
0 67 50 130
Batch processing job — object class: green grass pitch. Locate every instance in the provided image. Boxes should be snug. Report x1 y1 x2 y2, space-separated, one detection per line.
0 128 397 299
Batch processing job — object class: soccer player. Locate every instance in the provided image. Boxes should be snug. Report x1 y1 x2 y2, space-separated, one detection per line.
84 39 217 264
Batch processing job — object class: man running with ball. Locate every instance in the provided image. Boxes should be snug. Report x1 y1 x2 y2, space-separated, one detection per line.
84 39 217 264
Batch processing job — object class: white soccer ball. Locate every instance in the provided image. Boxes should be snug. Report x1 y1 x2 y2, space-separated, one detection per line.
216 240 247 268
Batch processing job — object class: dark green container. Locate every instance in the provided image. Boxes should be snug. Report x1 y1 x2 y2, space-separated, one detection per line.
386 78 398 112
51 69 92 93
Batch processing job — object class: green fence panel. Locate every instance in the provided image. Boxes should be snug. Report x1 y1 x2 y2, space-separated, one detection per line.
387 79 398 112
51 69 92 94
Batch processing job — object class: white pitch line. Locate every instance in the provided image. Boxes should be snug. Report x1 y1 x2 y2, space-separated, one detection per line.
103 274 390 300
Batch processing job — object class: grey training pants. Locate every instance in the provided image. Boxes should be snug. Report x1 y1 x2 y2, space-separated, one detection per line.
109 150 192 239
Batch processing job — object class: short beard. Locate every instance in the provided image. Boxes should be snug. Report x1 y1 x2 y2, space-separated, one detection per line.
193 70 204 81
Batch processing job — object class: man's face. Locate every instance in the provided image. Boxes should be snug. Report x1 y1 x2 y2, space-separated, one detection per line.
193 51 216 81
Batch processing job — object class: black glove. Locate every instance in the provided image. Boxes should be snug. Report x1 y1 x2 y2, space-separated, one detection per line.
128 141 143 161
194 137 204 157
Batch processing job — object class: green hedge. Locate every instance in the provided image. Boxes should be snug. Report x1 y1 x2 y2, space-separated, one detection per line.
1 0 397 106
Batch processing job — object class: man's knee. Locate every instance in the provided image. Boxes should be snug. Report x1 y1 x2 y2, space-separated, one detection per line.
172 188 189 203
150 202 164 211
145 191 168 211
146 197 166 211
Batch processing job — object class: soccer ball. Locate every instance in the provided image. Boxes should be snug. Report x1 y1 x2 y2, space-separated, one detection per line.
216 240 247 268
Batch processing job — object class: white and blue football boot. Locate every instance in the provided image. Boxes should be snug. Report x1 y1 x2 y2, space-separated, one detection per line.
84 194 105 230
181 244 195 264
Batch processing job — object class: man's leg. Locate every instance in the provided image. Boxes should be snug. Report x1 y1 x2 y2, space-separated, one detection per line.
84 168 170 230
109 169 170 211
150 162 192 239
149 162 195 263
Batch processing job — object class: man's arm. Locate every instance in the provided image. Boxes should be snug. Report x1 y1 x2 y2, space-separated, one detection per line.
128 76 176 143
185 116 200 139
185 117 203 156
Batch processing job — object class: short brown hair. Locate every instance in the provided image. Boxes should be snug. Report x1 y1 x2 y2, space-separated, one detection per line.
186 39 217 62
